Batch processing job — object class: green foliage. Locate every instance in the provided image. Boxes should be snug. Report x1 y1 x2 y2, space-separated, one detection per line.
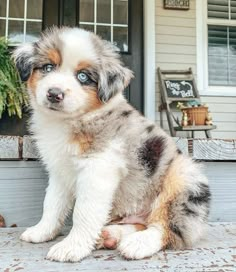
0 38 29 119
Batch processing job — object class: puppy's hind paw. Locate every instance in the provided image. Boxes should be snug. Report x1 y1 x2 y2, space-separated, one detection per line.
96 223 146 250
118 227 162 260
96 228 118 250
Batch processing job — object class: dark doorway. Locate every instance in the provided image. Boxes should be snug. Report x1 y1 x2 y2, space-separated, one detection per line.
43 0 143 112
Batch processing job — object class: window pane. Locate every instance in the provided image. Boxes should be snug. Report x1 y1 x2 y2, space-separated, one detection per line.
208 25 227 55
79 0 94 22
63 0 76 26
113 0 128 25
113 27 128 52
229 57 236 85
208 25 236 86
97 25 110 41
0 0 6 17
208 25 228 86
208 0 229 19
27 0 43 19
80 24 94 32
8 20 24 43
209 55 228 85
229 27 236 56
231 0 236 19
97 0 111 24
0 19 5 36
25 21 42 42
9 0 24 18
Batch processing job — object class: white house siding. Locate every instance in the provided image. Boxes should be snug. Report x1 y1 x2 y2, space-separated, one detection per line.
155 0 236 139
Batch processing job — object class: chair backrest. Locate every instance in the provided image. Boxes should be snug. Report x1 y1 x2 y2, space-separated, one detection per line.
158 67 202 136
158 67 201 106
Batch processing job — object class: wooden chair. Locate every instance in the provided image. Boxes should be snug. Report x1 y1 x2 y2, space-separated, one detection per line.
158 68 216 138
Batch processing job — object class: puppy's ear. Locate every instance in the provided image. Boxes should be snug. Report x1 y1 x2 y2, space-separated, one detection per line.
12 43 35 82
98 42 134 102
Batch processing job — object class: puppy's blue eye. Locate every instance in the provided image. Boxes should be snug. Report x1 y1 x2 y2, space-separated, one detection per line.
42 64 55 73
77 72 89 83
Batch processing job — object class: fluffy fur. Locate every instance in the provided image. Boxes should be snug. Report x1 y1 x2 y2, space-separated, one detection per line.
13 27 210 262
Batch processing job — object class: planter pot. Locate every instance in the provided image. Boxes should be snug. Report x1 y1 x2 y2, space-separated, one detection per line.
0 112 30 136
183 106 208 126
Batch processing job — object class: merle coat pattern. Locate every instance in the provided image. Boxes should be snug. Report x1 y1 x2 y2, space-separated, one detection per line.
13 27 210 262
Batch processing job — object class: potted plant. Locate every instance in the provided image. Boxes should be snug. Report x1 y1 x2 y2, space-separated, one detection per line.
0 38 29 136
176 101 212 127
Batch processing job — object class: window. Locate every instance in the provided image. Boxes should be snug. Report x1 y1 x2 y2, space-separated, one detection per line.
0 0 43 44
208 0 236 86
79 0 129 52
197 0 236 95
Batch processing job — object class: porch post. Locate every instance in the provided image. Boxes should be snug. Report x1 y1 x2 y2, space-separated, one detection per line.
144 0 156 121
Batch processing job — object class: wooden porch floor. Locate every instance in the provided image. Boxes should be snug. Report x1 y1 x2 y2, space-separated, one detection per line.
0 223 235 272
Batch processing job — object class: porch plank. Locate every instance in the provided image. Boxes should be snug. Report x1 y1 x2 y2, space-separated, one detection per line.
22 136 38 159
0 223 235 272
193 139 236 160
0 136 20 160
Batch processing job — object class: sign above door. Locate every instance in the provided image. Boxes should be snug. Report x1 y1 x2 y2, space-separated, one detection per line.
163 0 190 10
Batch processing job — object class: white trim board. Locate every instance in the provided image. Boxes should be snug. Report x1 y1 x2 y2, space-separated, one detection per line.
144 0 156 121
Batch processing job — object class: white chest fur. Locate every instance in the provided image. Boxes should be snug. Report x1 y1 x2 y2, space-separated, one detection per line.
31 112 80 179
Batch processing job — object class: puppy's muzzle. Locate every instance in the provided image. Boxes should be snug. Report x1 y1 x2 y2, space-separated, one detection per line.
47 88 64 103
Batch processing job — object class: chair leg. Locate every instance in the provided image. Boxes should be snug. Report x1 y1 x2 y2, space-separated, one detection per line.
205 130 212 138
160 110 163 128
192 131 195 138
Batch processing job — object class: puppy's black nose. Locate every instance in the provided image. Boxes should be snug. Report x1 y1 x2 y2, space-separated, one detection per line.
47 88 64 103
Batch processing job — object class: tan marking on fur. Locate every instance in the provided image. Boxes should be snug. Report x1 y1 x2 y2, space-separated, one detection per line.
84 87 103 112
147 158 185 249
64 88 71 94
27 70 41 94
47 49 61 65
0 214 6 227
76 61 93 71
71 132 94 153
134 224 147 231
76 60 102 112
110 216 123 224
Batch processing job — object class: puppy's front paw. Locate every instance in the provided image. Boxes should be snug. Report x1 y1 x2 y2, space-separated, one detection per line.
20 225 58 243
46 239 91 262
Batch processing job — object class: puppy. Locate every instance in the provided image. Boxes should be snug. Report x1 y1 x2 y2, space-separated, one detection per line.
13 27 210 262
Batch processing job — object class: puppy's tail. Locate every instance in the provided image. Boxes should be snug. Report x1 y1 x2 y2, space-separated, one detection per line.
147 155 211 250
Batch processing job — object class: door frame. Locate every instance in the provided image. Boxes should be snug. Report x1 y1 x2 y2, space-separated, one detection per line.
144 0 156 121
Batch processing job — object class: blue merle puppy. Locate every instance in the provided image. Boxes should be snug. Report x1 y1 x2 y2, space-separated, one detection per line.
13 27 211 262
